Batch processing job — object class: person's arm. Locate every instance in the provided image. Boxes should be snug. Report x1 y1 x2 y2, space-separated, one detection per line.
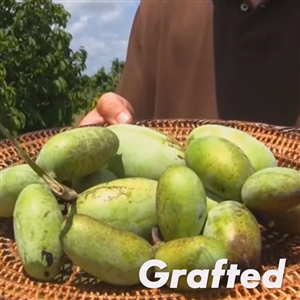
80 0 161 126
115 0 161 121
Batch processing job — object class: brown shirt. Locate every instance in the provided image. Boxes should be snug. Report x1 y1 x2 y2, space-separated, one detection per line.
115 0 300 126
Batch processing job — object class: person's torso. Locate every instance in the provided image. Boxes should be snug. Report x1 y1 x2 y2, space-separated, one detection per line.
152 0 218 120
212 0 300 126
120 0 299 126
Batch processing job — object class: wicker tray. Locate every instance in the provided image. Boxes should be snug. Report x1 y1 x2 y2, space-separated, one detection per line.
0 118 300 300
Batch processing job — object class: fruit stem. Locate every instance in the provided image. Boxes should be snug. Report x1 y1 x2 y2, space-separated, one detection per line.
151 227 165 250
0 122 78 202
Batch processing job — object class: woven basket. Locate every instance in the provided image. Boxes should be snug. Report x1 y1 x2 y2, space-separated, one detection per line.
0 118 300 300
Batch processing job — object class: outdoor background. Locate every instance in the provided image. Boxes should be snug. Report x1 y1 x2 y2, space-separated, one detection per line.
0 0 140 139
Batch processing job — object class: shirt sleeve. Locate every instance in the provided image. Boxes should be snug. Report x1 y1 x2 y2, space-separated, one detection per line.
114 0 162 120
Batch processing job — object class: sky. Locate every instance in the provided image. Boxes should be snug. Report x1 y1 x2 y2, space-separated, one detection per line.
56 1 140 76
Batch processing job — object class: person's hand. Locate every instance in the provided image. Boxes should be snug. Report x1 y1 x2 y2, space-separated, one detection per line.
79 92 134 126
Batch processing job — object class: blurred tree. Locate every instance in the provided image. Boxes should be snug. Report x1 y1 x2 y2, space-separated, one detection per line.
0 0 88 137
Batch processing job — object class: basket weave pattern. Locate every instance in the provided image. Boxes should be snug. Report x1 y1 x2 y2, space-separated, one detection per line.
0 119 300 300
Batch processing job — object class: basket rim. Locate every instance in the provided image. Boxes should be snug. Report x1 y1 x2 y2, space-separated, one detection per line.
0 118 300 300
1 118 300 145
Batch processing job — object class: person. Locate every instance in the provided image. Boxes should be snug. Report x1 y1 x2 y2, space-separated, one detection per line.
80 0 300 128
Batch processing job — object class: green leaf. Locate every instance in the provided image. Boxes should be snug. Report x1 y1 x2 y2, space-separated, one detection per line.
1 0 125 135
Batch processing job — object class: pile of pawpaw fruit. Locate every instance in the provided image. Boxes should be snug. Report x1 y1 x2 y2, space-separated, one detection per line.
0 123 299 291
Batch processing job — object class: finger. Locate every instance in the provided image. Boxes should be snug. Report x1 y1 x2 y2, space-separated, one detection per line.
96 92 134 124
78 108 105 126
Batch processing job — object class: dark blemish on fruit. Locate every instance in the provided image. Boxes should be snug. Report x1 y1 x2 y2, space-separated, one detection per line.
44 271 50 277
41 249 54 267
217 187 225 193
177 155 185 160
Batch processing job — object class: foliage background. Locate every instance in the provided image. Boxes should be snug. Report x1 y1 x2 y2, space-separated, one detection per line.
0 0 125 139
